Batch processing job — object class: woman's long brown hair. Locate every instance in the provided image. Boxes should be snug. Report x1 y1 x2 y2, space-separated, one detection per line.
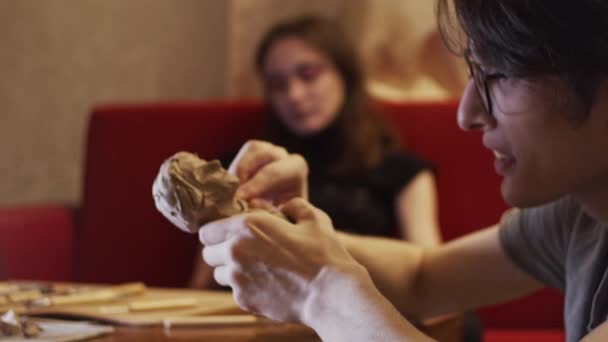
255 14 399 176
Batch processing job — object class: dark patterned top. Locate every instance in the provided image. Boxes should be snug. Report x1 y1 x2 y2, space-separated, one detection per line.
307 152 428 237
219 112 430 238
219 147 429 238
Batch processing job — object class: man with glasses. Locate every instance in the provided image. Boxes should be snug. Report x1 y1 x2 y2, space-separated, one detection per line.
464 51 507 118
197 1 608 341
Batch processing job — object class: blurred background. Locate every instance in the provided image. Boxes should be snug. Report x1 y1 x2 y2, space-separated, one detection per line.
0 0 466 206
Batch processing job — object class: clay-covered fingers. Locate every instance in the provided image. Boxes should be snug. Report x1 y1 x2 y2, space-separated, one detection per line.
212 265 230 287
228 140 288 183
202 242 230 267
199 215 248 246
280 198 331 227
200 212 287 261
247 198 278 211
201 231 257 267
238 153 309 202
213 265 248 288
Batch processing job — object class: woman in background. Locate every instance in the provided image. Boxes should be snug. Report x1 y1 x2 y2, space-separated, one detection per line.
255 14 441 244
190 14 441 289
191 15 482 340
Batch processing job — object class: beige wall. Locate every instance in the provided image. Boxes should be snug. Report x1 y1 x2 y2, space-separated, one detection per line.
226 0 466 99
226 0 344 97
0 0 228 206
0 0 463 206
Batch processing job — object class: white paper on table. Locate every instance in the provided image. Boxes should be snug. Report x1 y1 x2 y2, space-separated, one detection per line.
1 319 114 342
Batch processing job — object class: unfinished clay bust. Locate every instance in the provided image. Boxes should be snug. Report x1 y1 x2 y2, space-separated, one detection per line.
152 152 246 234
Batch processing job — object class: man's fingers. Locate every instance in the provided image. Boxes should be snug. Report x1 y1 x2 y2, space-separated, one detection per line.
228 140 288 183
248 198 281 212
202 244 228 267
199 215 246 245
230 145 273 182
280 198 333 234
280 198 317 223
241 211 297 247
238 162 283 200
213 266 230 287
238 154 306 201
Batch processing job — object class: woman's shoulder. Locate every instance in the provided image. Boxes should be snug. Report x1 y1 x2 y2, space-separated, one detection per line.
380 150 431 173
367 150 431 194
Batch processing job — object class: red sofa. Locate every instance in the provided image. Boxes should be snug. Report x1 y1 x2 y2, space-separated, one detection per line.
0 100 564 340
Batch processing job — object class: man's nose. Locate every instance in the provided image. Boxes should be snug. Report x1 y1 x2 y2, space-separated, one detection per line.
457 81 496 131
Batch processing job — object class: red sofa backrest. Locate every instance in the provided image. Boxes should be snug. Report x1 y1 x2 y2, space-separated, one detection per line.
76 101 266 287
0 206 74 281
76 100 563 328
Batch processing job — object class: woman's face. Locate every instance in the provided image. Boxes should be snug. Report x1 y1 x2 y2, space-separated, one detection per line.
262 37 346 137
458 54 608 209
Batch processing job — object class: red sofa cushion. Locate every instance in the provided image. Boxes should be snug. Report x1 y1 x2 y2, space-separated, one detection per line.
76 101 266 287
0 206 73 281
485 329 565 342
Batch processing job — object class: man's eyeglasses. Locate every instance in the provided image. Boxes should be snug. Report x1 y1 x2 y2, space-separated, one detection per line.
464 54 507 117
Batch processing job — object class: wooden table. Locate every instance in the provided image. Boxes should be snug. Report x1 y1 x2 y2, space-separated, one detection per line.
89 315 463 342
92 323 320 341
2 281 463 341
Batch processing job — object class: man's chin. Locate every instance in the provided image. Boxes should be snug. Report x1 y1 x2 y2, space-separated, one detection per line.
501 181 563 208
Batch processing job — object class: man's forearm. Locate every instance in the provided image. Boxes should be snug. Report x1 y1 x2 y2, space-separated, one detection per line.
302 263 434 342
340 227 543 321
338 233 426 318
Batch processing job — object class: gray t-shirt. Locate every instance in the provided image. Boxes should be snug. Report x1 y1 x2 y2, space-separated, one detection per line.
499 196 608 342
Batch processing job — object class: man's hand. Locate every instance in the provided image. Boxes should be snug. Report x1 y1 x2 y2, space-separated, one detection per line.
228 140 309 205
199 198 363 322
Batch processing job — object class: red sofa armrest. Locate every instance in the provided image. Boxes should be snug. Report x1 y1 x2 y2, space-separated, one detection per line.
0 205 74 281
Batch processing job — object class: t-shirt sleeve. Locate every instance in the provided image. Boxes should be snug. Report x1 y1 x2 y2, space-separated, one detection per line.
498 197 576 290
370 152 432 199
